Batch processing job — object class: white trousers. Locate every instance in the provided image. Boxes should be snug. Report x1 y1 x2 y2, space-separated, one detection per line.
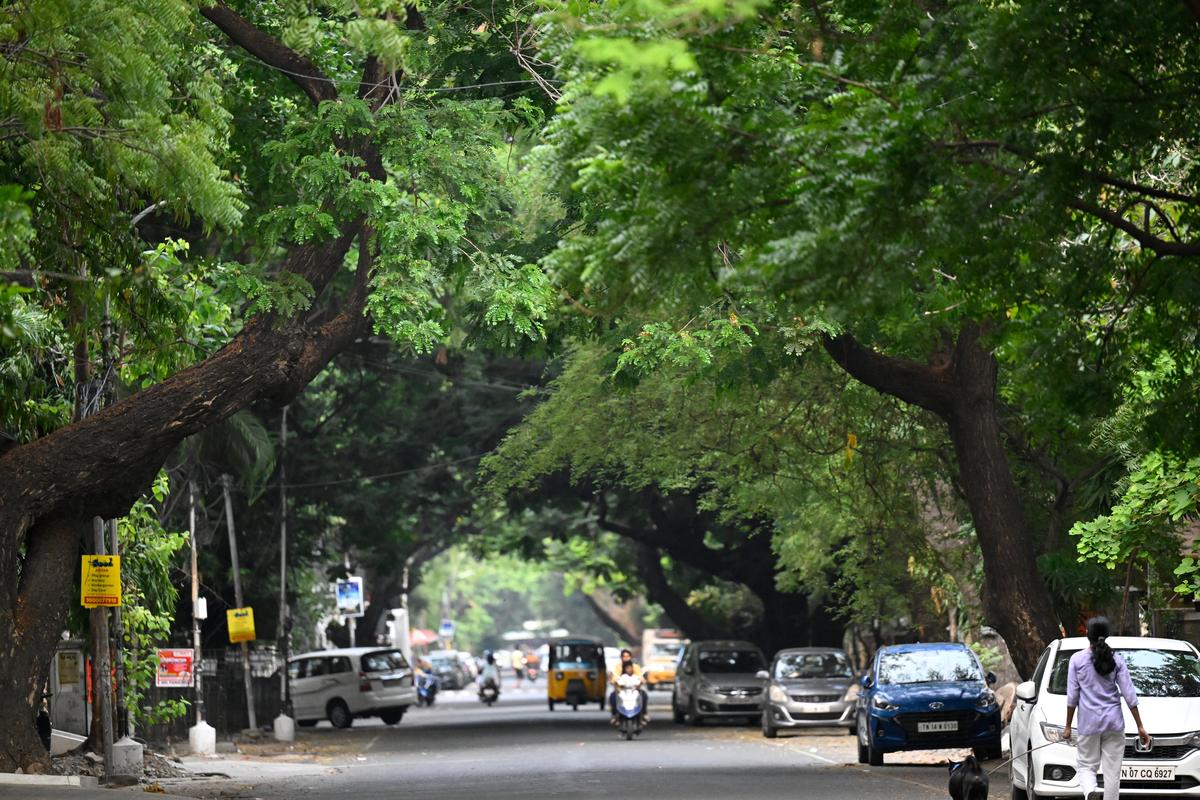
1076 730 1125 800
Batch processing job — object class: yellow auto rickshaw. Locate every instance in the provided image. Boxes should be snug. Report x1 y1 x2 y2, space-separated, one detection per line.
546 637 607 711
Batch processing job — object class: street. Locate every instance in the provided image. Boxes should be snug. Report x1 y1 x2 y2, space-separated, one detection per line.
158 677 1015 800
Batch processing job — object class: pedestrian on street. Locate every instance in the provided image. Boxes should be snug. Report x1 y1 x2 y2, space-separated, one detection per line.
511 648 526 687
1063 616 1150 800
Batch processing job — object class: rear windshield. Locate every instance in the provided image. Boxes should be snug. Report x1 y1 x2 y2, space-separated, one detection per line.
775 652 853 680
1047 648 1200 697
698 649 765 674
878 649 981 685
362 650 409 672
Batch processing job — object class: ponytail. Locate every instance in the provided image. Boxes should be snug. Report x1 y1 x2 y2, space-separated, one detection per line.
1086 616 1116 677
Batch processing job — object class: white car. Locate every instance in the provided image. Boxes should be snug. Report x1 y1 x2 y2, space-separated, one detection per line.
1009 635 1200 799
288 647 416 728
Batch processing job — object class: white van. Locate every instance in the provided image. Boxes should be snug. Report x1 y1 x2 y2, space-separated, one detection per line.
289 647 416 728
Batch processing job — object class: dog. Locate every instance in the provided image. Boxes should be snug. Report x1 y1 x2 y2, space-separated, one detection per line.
948 753 989 800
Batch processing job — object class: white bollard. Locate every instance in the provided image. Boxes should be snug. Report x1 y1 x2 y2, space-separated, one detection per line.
188 721 216 756
273 713 295 743
111 735 144 776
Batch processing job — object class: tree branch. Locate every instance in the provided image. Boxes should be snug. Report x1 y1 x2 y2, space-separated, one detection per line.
1070 199 1200 257
199 2 337 104
821 332 955 417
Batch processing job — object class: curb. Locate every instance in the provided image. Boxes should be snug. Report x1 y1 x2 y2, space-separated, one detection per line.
0 774 100 788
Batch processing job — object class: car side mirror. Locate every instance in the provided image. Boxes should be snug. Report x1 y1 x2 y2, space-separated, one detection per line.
1015 680 1037 702
860 675 873 689
986 671 997 686
755 670 770 680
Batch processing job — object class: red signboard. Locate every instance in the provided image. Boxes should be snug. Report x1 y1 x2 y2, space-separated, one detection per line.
156 648 194 688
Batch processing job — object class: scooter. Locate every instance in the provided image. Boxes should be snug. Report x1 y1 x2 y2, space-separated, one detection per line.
416 672 439 707
615 685 645 740
478 678 500 706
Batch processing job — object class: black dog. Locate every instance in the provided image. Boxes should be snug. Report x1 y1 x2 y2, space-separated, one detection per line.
948 754 989 800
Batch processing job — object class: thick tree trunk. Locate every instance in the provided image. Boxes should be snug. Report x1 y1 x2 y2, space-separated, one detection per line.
634 546 731 641
581 589 642 645
823 325 1061 676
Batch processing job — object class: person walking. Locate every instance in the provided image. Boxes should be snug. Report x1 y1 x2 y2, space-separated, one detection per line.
1064 616 1150 800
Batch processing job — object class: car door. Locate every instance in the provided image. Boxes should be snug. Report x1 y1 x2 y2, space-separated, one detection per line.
289 658 318 720
1011 644 1053 788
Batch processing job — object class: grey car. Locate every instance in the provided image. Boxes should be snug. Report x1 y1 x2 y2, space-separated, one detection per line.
759 647 856 737
671 640 768 725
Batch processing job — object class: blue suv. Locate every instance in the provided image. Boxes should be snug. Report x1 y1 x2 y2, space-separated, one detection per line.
856 642 1001 766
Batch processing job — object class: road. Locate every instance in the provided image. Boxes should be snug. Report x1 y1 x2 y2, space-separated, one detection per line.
163 676 1016 800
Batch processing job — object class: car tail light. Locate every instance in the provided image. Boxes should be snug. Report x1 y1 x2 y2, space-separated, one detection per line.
359 672 372 692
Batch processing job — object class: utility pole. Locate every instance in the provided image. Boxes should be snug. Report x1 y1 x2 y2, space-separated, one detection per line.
187 482 215 754
108 519 127 737
273 406 295 742
343 553 356 646
222 474 257 731
91 518 115 781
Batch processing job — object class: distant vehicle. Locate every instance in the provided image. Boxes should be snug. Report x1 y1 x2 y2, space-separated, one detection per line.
1009 635 1200 799
458 651 480 681
415 671 438 706
428 649 471 690
288 647 415 729
672 640 768 725
759 647 856 738
547 637 608 711
855 642 1000 766
478 677 500 706
642 629 685 690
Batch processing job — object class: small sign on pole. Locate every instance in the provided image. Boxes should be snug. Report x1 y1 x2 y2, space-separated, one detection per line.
227 607 256 643
438 619 456 639
81 555 121 607
335 577 365 618
156 649 195 688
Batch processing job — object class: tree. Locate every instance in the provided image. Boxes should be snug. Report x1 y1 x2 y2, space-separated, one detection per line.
0 0 546 770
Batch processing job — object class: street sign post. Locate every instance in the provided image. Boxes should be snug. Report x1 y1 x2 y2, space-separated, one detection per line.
439 619 455 639
156 649 195 688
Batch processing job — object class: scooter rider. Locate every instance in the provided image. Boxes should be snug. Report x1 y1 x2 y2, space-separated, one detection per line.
610 649 648 726
480 652 501 689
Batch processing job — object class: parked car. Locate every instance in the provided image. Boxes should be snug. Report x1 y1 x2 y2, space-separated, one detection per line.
760 647 857 738
856 642 1001 766
428 649 471 690
671 640 768 725
288 647 415 728
1009 635 1200 799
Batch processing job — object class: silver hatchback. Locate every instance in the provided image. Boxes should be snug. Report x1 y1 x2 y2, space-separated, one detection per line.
671 640 769 724
759 647 856 737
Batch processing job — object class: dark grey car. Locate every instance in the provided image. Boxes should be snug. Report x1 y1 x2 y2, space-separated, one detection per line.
759 647 856 737
671 640 768 725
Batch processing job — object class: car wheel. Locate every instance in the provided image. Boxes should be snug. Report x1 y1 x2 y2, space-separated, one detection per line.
762 710 778 739
548 699 555 711
859 714 883 766
328 700 353 729
672 694 685 724
1010 780 1029 800
687 696 704 726
856 714 869 764
379 708 404 725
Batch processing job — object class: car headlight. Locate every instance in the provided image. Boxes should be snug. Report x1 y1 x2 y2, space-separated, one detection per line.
975 689 997 709
873 696 899 712
1040 722 1073 745
1187 731 1200 748
768 685 789 703
699 682 715 693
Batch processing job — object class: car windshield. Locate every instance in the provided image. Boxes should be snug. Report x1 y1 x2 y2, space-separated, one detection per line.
553 644 600 669
362 650 408 672
698 649 765 674
775 652 853 680
1047 648 1200 697
877 649 982 685
650 642 682 659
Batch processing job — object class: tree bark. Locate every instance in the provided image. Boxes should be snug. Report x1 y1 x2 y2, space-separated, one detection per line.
634 545 731 641
823 325 1062 676
581 588 642 645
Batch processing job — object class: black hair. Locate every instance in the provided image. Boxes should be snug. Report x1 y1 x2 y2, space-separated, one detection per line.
1086 616 1116 677
620 649 632 658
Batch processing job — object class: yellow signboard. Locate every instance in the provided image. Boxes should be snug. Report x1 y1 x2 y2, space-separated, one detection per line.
80 555 121 608
227 607 256 643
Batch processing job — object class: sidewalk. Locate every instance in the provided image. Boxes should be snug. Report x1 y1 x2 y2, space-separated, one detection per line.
0 786 193 800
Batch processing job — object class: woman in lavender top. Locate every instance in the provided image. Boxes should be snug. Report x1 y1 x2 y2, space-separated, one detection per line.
1064 617 1150 800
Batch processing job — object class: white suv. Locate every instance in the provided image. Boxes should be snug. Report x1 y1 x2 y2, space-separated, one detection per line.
289 647 416 728
1009 635 1200 798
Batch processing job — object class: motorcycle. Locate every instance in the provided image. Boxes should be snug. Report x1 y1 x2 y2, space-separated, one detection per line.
478 678 500 706
416 672 439 707
524 664 539 683
614 683 646 740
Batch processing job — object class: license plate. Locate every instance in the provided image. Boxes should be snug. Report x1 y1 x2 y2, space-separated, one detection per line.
917 720 959 733
1121 764 1176 781
800 703 832 713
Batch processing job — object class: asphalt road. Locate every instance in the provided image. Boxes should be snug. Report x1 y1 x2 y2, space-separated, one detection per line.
159 676 1014 800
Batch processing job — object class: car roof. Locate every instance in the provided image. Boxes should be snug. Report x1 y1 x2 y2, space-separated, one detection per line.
692 640 762 650
774 647 847 657
879 642 971 654
1055 636 1196 652
291 646 401 660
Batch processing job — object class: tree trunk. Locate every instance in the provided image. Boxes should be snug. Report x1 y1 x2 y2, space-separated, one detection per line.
634 546 731 641
581 588 642 645
823 325 1062 677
